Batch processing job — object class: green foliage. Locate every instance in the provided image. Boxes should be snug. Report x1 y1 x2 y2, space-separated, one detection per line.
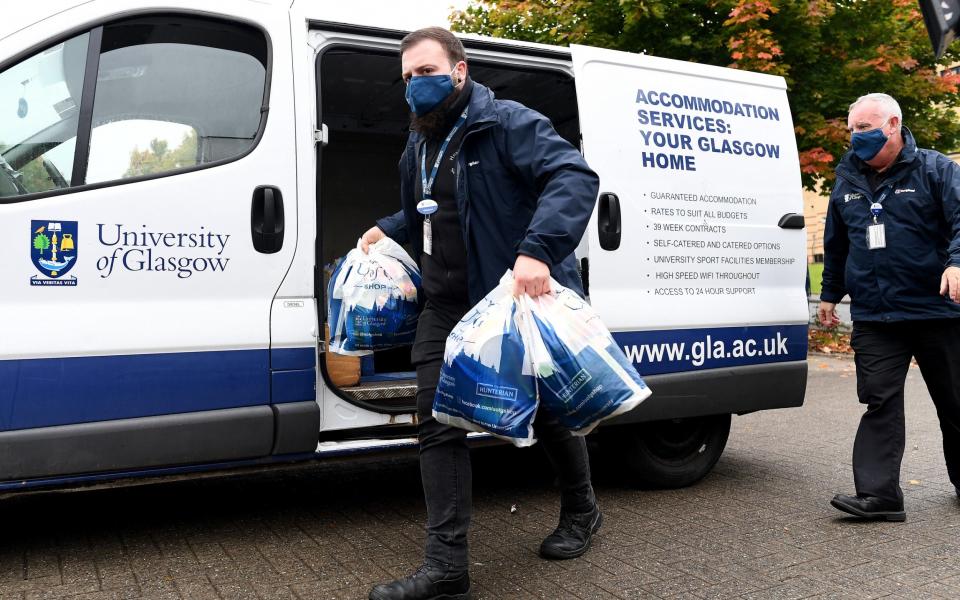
124 129 198 178
0 140 60 194
19 157 58 193
452 0 731 64
451 0 960 192
808 262 823 295
33 232 50 256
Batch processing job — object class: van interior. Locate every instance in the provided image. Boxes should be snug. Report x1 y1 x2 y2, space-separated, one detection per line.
318 45 579 414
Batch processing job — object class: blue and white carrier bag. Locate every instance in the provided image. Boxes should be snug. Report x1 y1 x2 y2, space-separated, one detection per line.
327 237 422 355
520 280 651 435
433 274 539 447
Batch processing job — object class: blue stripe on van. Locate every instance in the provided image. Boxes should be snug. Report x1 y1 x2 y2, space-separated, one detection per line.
0 348 316 432
612 324 808 376
271 347 316 370
272 369 316 404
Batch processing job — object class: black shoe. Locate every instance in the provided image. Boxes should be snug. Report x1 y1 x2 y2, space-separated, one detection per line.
830 494 906 522
539 504 603 560
368 564 470 600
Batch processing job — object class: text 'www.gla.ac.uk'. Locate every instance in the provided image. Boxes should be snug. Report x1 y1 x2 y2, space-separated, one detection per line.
624 331 791 368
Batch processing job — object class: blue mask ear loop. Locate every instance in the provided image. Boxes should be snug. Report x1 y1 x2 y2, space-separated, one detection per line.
874 119 892 138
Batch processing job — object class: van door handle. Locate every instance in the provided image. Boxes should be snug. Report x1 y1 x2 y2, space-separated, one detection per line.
251 185 285 253
598 192 621 251
778 213 805 229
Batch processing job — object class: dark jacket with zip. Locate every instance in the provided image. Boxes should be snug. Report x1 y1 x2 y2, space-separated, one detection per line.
821 127 960 321
416 78 473 306
376 81 600 305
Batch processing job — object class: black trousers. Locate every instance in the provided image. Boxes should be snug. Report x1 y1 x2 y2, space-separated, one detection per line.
412 299 595 569
850 319 960 503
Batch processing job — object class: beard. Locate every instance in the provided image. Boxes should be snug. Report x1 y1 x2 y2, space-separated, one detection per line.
409 86 464 139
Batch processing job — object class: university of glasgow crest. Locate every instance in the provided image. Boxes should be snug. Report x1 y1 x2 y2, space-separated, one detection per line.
30 220 78 286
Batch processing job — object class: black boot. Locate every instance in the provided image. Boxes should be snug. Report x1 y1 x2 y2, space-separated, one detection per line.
368 564 470 600
830 494 906 521
539 504 602 560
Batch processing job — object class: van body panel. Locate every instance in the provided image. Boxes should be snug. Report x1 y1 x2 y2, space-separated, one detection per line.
272 400 322 455
570 45 808 383
0 350 269 431
0 405 274 481
606 361 807 425
275 8 317 302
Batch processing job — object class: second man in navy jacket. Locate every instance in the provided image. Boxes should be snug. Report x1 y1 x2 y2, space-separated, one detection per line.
819 92 960 522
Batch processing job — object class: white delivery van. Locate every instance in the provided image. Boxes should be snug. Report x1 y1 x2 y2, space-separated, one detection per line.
0 0 808 491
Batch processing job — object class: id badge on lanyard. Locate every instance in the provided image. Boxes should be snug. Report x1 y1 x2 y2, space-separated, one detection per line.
867 197 886 250
418 200 436 255
418 108 468 256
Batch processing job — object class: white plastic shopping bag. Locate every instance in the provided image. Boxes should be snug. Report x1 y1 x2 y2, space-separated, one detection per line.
433 273 539 447
433 271 651 445
519 281 651 435
327 237 422 355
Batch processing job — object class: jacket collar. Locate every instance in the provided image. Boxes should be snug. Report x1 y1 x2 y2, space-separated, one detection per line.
463 80 500 129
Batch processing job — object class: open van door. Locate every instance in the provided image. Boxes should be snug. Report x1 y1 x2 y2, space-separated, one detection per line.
571 44 808 486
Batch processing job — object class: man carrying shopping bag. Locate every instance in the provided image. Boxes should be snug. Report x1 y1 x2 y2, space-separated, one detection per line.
360 27 601 600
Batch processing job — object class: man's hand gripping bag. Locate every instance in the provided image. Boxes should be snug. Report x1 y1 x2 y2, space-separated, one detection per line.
327 238 422 356
433 274 539 447
520 282 651 435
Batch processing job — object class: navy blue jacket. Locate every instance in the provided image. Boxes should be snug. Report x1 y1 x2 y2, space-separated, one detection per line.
376 81 600 305
821 127 960 321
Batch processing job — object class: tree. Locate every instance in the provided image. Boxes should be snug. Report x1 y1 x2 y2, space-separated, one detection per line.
0 140 59 194
451 0 960 191
124 130 198 178
33 233 50 257
19 157 58 193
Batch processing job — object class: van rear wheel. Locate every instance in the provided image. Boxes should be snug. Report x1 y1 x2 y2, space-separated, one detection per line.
605 414 731 488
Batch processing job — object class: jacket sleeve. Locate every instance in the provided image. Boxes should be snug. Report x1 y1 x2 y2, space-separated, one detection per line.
374 146 413 245
820 190 848 303
936 156 960 268
502 106 600 266
376 210 408 245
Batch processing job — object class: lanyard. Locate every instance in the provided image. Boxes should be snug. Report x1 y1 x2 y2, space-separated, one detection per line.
420 107 468 200
869 188 889 224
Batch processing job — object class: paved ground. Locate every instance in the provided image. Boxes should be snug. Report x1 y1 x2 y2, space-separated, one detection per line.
1 355 959 600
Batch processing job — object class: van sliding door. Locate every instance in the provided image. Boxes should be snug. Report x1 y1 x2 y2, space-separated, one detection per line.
571 44 808 383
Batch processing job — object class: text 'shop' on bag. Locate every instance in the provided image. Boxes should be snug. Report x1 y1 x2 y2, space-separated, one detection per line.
433 271 651 446
433 274 540 447
520 284 652 435
327 237 422 356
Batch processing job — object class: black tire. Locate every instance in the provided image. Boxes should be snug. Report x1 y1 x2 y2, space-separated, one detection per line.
604 414 731 488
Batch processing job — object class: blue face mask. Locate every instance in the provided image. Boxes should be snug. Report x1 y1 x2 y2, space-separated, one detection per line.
405 70 457 116
851 120 891 161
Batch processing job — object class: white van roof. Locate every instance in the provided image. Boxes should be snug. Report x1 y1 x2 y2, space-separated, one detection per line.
0 0 92 41
2 1 573 60
292 1 572 58
0 0 289 42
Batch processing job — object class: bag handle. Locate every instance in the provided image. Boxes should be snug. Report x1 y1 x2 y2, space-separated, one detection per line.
515 293 555 378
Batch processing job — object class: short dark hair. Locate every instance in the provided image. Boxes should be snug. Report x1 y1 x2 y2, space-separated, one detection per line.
400 27 467 66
